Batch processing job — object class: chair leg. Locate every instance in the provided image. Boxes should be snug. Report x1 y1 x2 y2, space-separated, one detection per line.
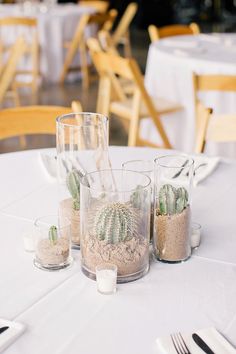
128 90 141 146
96 75 111 116
79 42 89 89
123 31 132 58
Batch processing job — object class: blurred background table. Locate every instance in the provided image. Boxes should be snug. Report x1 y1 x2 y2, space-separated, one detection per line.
0 146 236 353
0 4 95 83
145 33 236 158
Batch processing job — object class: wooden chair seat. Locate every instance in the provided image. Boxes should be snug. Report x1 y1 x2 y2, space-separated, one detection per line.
110 96 182 120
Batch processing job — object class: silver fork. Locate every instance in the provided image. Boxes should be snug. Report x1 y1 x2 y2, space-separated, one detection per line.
171 333 191 354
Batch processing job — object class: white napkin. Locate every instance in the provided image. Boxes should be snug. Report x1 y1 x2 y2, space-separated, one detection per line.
156 327 236 354
0 319 25 353
191 155 220 186
161 155 220 188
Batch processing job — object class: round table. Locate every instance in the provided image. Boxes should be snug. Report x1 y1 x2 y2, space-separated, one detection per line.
145 33 236 158
0 147 236 353
0 4 94 83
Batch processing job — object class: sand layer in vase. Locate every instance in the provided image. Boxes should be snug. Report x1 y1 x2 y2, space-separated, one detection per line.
155 206 190 262
82 235 149 276
36 237 70 265
60 198 80 245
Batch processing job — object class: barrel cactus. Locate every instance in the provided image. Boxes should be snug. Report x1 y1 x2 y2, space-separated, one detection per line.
49 225 58 245
158 184 188 215
66 169 82 210
93 202 136 244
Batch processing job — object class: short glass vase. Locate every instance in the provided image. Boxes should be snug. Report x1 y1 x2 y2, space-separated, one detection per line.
34 215 72 271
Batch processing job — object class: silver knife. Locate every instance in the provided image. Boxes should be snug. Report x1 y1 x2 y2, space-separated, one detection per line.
0 326 9 334
192 333 215 354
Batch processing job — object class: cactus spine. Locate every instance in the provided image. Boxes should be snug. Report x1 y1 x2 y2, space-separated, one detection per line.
94 202 136 244
49 225 58 245
66 169 81 210
158 184 188 215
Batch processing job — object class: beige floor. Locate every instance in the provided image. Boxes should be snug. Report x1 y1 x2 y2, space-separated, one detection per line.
0 28 149 153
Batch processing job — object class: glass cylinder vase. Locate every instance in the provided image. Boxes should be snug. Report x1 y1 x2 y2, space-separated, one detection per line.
122 160 154 243
80 169 151 283
154 155 194 263
56 112 109 249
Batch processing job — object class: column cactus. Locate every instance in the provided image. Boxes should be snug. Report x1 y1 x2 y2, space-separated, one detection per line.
158 184 188 215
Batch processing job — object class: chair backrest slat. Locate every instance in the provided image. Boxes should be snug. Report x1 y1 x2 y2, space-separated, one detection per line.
148 23 200 42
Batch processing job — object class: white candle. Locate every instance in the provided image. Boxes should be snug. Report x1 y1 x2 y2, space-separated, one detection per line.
191 223 201 249
96 264 117 295
23 232 35 252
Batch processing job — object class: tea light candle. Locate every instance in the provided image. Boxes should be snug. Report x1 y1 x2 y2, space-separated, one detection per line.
96 264 117 295
23 232 35 252
191 222 201 249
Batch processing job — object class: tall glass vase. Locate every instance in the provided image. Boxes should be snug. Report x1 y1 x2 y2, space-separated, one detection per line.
154 155 194 263
56 112 109 249
80 169 151 283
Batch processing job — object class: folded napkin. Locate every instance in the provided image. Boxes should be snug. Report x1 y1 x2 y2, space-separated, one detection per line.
191 155 220 186
161 155 220 188
156 327 236 354
0 319 25 353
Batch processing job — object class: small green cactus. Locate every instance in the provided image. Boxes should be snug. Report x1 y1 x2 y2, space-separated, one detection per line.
49 225 58 245
66 169 82 210
93 202 136 244
158 184 188 215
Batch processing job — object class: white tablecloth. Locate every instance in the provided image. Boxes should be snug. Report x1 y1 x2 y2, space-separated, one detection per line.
0 147 236 353
145 33 236 158
0 4 94 83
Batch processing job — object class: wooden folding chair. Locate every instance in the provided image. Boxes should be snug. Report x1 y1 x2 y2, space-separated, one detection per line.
193 73 236 153
111 2 137 57
148 23 200 43
60 9 117 88
79 1 109 13
0 35 26 106
0 101 83 150
0 17 40 97
88 47 183 148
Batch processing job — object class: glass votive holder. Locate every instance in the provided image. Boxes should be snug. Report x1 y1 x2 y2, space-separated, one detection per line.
191 222 201 249
96 264 117 295
33 215 73 271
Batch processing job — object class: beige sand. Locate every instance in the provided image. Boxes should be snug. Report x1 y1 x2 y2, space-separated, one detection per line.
36 237 70 265
59 198 80 246
154 206 191 262
81 235 149 276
